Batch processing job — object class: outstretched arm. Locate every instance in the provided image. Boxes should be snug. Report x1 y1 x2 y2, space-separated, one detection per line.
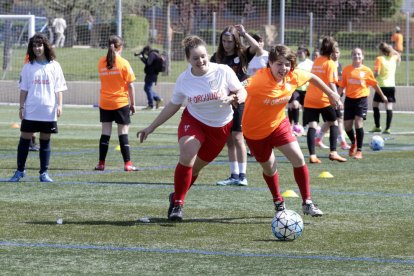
136 101 181 143
309 73 341 107
234 24 261 56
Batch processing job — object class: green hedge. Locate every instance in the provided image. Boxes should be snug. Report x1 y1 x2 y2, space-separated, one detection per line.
122 15 149 48
335 31 390 50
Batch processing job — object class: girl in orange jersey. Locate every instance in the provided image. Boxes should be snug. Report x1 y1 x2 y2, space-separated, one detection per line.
95 35 138 171
303 36 347 164
242 45 341 217
339 48 388 160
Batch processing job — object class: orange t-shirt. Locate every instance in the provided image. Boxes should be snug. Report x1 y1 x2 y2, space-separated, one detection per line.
339 65 377 99
304 56 338 109
391 33 403 52
242 68 311 140
98 55 136 110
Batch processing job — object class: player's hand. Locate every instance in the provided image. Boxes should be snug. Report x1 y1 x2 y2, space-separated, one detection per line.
234 24 246 36
136 127 153 143
130 105 136 115
57 105 63 117
221 94 236 105
382 96 389 104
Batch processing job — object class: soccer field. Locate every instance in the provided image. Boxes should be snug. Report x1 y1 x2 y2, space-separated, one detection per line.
1 105 414 274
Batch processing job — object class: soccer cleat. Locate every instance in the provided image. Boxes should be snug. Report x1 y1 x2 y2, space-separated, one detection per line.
370 127 382 133
39 172 53 182
8 170 26 182
155 98 164 109
340 141 351 150
315 137 329 149
349 143 357 157
237 177 248 186
168 205 183 221
382 129 391 134
354 151 363 160
216 177 239 186
309 156 322 164
29 144 40 151
94 161 105 171
302 199 323 217
274 200 286 212
329 152 347 162
167 192 175 218
124 161 139 171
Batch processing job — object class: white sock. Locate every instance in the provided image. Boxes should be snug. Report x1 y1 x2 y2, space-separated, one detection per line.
238 162 247 175
230 161 239 175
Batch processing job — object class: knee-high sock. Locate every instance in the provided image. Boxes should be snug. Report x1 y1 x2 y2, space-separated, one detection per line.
386 110 393 130
99 135 110 161
188 174 199 189
373 107 380 127
294 165 310 203
287 108 293 124
355 127 364 151
307 127 316 155
39 139 51 174
329 125 339 151
262 172 282 202
17 137 31 171
346 129 355 145
292 108 300 125
118 134 130 162
174 163 193 205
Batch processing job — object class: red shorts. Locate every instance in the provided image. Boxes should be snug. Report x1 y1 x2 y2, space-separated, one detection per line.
244 117 296 163
178 108 232 162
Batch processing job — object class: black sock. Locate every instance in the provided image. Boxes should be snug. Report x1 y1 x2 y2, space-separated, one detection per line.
307 127 316 155
119 134 130 162
287 108 293 124
373 107 380 128
329 125 339 151
355 128 364 151
17 137 31 171
386 110 393 130
346 129 355 144
292 108 299 125
39 139 51 174
99 135 110 161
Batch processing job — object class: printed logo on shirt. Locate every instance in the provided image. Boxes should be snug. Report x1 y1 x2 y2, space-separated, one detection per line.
209 79 219 91
187 91 225 104
263 95 291 106
32 77 50 85
359 71 366 78
184 125 190 132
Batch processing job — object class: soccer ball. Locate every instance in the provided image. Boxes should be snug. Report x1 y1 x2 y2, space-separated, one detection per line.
271 209 304 241
370 135 384 151
292 124 304 136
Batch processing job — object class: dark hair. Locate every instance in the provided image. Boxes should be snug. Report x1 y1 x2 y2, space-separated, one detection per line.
182 35 207 59
215 25 248 73
319 36 338 57
106 35 123 69
252 33 263 43
142 45 152 54
297 45 310 57
268 45 297 71
378 42 392 56
27 33 55 63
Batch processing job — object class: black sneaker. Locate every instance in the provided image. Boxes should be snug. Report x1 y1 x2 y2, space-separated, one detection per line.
168 205 183 221
167 192 174 218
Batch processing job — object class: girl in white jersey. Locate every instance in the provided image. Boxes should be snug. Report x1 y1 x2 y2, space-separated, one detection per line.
9 33 67 183
137 36 246 221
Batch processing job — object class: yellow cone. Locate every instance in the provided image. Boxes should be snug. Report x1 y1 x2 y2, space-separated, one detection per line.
319 171 334 178
115 145 121 151
282 189 299 198
11 123 20 129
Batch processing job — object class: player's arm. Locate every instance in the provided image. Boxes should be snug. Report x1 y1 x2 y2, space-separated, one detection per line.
137 102 181 143
308 73 341 107
19 90 28 120
56 91 63 117
235 24 260 56
127 82 136 115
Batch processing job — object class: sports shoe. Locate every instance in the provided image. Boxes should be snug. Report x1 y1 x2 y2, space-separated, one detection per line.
370 127 382 133
315 137 329 149
237 177 248 186
340 140 351 150
382 129 391 134
155 98 164 109
142 106 154 110
247 150 254 157
29 143 40 151
329 152 347 162
94 161 105 171
39 172 53 182
168 205 183 221
124 161 139 171
302 199 323 217
216 177 239 186
9 170 26 182
167 192 174 218
354 151 363 160
274 200 286 212
349 143 357 157
309 156 321 164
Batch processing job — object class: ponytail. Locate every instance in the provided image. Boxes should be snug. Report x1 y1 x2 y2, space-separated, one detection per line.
106 35 123 69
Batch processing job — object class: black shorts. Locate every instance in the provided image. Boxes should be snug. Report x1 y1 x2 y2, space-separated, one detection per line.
344 97 368 120
373 87 396 103
21 119 58 134
100 105 131 124
288 90 306 105
303 106 337 125
231 103 244 132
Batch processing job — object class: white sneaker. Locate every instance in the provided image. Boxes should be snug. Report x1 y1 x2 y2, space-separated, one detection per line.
302 199 323 217
315 138 329 149
216 177 239 186
237 178 248 186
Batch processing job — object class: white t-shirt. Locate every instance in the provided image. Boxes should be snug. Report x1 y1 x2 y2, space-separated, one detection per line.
247 51 269 76
20 60 67 121
171 62 243 127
